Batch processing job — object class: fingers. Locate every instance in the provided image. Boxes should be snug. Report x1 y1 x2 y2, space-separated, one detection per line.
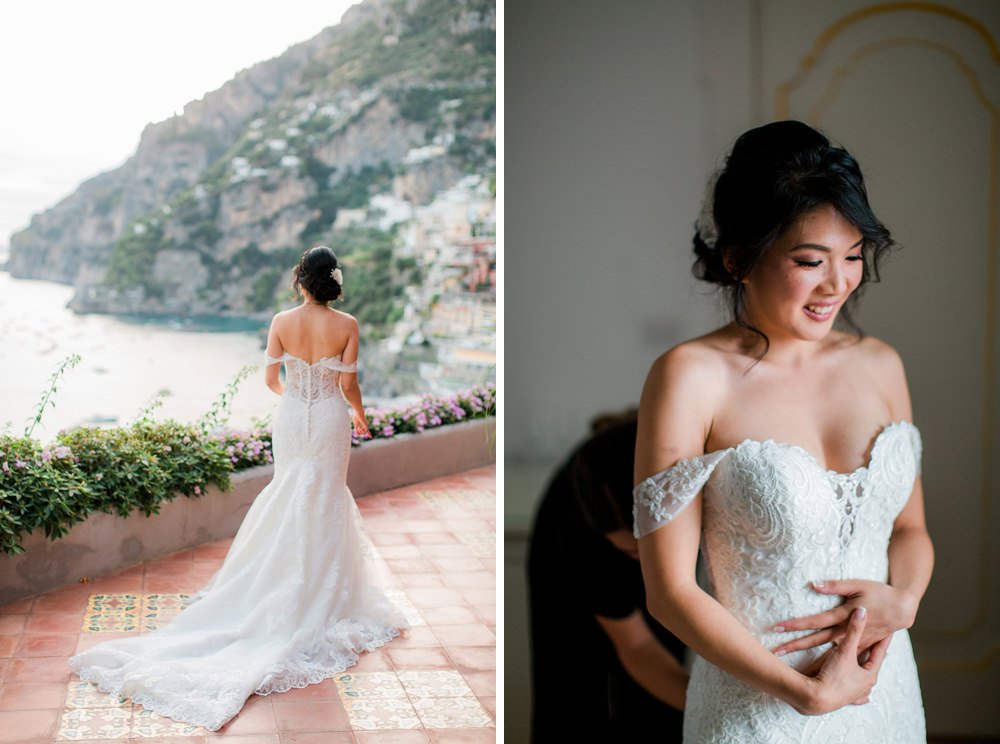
840 607 868 655
863 633 893 672
811 579 861 596
774 605 852 632
773 628 838 656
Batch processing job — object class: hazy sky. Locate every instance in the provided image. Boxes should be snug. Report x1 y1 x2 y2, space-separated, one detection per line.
0 0 359 252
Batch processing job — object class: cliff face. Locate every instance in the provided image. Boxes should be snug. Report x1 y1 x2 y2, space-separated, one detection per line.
8 0 495 322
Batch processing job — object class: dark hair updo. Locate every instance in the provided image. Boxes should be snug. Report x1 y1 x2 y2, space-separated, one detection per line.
569 412 638 535
692 120 894 350
292 245 342 304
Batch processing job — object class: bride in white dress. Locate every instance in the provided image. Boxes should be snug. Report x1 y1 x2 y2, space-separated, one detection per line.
634 121 933 742
70 245 408 731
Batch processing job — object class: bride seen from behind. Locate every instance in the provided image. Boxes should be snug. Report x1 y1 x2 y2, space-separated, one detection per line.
69 244 407 731
266 245 370 440
634 121 934 742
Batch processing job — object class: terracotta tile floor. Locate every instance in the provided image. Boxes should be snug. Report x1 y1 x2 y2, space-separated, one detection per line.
0 465 496 744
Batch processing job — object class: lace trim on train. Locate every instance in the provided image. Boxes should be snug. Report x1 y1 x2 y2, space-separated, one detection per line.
71 620 402 732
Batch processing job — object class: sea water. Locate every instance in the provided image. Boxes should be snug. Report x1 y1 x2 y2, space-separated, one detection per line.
0 272 278 440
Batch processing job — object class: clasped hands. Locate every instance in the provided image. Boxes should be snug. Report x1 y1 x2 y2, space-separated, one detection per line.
770 579 918 713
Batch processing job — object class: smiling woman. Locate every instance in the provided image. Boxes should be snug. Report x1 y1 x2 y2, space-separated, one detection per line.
633 120 934 743
692 120 894 358
744 205 864 342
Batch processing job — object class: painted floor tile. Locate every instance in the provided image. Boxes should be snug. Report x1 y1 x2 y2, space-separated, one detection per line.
55 705 131 740
84 594 140 633
65 680 130 709
83 594 193 633
343 696 422 730
397 670 474 699
140 593 192 631
130 706 205 737
333 671 407 699
411 696 492 729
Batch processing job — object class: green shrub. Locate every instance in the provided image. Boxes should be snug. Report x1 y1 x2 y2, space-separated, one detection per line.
0 436 95 555
56 422 231 519
0 358 495 556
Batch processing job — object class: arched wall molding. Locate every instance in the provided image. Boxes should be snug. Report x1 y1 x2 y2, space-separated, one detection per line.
776 1 1000 118
771 3 999 662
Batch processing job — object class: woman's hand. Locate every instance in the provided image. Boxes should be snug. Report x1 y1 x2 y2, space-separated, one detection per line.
352 410 371 438
772 579 917 657
796 607 891 715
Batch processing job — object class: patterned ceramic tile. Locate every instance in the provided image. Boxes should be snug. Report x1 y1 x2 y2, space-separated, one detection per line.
84 594 140 633
454 532 495 558
141 593 192 631
130 705 205 737
420 490 493 511
333 671 407 699
65 680 130 708
55 706 131 740
397 670 473 699
411 696 492 729
343 696 421 730
83 594 193 633
385 588 425 626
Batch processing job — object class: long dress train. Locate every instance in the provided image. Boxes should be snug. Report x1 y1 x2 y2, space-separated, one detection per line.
69 352 407 731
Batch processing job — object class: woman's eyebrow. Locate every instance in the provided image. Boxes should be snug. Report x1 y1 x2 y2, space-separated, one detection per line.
790 238 865 252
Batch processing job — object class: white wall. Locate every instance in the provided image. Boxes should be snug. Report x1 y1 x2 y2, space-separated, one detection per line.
505 0 719 529
505 1 717 739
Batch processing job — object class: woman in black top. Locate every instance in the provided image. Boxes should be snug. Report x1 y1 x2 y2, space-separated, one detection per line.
527 412 687 743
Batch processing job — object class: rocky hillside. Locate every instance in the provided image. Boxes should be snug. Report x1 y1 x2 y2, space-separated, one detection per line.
8 0 495 328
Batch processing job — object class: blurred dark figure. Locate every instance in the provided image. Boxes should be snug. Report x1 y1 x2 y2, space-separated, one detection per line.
527 411 686 743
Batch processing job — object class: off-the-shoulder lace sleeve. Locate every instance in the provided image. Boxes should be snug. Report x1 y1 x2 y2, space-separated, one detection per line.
319 358 357 373
265 352 284 366
633 450 730 538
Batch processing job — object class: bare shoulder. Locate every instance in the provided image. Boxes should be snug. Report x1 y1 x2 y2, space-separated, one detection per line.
268 309 288 332
849 334 906 379
271 307 294 324
648 335 730 393
844 334 911 418
330 308 359 330
636 332 732 478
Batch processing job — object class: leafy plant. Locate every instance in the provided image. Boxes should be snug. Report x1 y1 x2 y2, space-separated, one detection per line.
354 383 496 446
24 353 81 439
56 421 231 520
0 436 95 554
197 365 259 434
0 357 495 556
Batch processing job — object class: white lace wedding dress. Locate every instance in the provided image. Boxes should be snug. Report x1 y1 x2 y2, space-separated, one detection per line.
633 421 926 743
69 352 408 731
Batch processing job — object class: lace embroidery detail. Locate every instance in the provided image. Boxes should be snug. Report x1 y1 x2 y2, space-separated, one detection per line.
640 421 925 742
633 450 730 538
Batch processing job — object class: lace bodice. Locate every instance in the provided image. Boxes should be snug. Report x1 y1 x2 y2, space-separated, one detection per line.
266 351 356 403
634 421 926 742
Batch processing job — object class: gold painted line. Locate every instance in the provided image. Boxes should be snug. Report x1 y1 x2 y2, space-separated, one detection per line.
776 1 1000 118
